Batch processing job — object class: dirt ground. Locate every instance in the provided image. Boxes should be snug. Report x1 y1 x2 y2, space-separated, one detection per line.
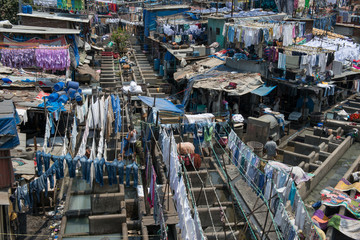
17 214 52 240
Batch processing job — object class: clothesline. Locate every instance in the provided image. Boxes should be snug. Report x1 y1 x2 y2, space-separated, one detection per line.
0 45 70 50
220 124 322 239
175 124 236 240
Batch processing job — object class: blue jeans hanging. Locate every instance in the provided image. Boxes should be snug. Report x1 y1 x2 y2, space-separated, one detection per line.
52 156 64 179
66 154 76 178
36 151 43 175
126 162 138 188
105 161 117 185
118 160 125 184
94 158 105 186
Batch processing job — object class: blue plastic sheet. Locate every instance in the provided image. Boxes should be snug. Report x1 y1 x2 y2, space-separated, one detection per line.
138 96 183 114
251 84 277 96
0 100 20 149
143 8 190 37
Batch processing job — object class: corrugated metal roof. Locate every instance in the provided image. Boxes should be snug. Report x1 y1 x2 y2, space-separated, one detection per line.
0 25 80 34
18 11 91 23
145 5 190 11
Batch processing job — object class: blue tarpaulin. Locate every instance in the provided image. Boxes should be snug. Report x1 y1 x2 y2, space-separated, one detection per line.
138 96 183 114
251 85 277 96
0 100 20 149
143 8 190 37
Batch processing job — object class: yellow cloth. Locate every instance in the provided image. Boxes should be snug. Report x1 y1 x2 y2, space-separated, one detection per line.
335 179 360 192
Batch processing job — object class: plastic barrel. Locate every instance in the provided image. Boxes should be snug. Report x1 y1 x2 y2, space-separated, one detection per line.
310 112 324 126
22 5 27 13
48 93 59 102
74 93 82 102
247 141 264 157
27 5 32 14
154 59 160 71
159 65 164 76
57 91 67 96
66 81 79 89
68 88 77 99
58 95 69 104
54 82 65 92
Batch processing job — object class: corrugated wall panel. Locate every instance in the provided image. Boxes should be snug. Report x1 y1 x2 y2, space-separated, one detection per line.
0 150 14 188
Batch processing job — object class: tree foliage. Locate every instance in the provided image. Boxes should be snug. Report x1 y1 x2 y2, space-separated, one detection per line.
0 0 19 24
111 28 130 52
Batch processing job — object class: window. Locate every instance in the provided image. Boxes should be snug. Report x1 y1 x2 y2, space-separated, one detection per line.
216 28 220 35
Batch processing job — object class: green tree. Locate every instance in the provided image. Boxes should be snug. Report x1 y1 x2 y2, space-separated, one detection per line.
111 28 130 52
0 0 19 24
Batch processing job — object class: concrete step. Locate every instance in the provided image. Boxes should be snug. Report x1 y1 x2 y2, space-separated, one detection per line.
100 78 116 82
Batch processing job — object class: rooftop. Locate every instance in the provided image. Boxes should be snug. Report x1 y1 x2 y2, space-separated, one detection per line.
0 25 80 35
18 11 91 23
144 5 190 11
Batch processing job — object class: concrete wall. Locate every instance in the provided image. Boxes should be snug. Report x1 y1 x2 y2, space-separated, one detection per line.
293 141 320 155
246 117 270 144
89 213 127 234
207 17 226 48
89 201 127 235
304 134 332 146
91 192 124 214
283 150 316 166
298 136 353 199
21 16 69 29
93 176 120 194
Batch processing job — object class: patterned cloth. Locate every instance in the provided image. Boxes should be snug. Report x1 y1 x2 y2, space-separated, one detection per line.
321 187 360 219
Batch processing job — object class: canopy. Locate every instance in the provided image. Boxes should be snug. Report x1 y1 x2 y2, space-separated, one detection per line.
252 85 277 96
138 96 183 114
0 100 20 149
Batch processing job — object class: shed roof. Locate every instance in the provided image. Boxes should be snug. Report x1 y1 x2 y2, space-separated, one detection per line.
192 72 263 96
0 25 80 35
145 5 190 11
18 11 91 23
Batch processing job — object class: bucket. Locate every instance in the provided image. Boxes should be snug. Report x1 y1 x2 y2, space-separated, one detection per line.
66 81 79 89
234 124 244 139
310 112 324 126
54 82 65 92
159 65 164 77
247 141 264 157
48 93 59 102
77 88 82 94
58 95 69 104
68 88 77 99
154 59 160 71
74 93 82 102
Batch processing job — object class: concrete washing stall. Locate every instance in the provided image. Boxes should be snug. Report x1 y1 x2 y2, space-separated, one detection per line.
277 125 354 199
58 171 143 240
